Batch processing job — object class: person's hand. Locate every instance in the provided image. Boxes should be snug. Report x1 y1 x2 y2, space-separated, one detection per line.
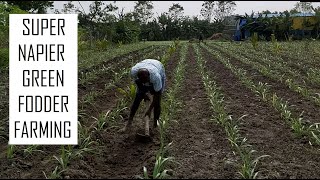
145 92 153 100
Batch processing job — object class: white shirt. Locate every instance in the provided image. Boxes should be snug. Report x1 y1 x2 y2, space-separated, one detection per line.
130 59 166 92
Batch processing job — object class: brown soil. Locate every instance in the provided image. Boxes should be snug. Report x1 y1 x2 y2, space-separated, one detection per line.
200 45 320 178
78 46 168 129
1 42 320 179
79 46 155 73
63 46 181 179
0 45 178 179
207 44 320 125
168 45 238 179
214 43 320 91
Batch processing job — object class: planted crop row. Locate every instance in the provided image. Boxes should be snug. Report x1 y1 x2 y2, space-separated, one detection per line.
79 43 152 70
209 43 320 107
214 43 312 84
78 46 163 86
193 44 268 179
5 44 175 179
0 69 8 139
48 41 181 179
143 42 186 179
201 44 320 148
78 46 169 116
222 42 320 87
87 46 170 131
257 42 320 86
261 41 320 67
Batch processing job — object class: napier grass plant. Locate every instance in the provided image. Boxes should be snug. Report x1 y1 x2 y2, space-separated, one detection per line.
43 166 64 179
23 145 44 157
212 43 320 106
230 138 270 179
202 43 320 148
251 32 258 50
143 143 174 179
142 43 186 179
7 145 15 159
194 44 268 179
92 111 109 131
53 146 72 170
271 34 282 54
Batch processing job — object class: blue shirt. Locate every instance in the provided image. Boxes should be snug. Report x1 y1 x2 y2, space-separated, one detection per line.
131 59 166 92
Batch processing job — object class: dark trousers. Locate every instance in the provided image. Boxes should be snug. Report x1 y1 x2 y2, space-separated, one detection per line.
130 80 161 127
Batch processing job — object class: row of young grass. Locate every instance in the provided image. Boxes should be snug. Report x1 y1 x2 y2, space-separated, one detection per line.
79 46 168 112
193 44 268 179
3 44 171 179
79 42 151 70
142 42 186 179
3 45 166 164
247 40 320 66
0 69 8 140
213 42 316 86
79 46 162 87
257 42 320 86
86 46 171 132
265 41 319 64
218 42 320 88
43 41 182 179
201 44 320 148
259 41 320 67
208 43 320 107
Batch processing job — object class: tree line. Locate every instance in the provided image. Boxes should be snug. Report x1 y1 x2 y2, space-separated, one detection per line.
1 1 320 48
0 1 238 47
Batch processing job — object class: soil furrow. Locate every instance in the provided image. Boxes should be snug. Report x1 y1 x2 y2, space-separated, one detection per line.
169 44 237 179
213 43 320 90
201 45 320 179
78 47 167 128
0 46 178 179
206 44 320 124
65 46 181 179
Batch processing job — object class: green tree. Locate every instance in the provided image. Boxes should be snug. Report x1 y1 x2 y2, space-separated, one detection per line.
289 8 300 15
201 1 215 22
5 1 53 13
312 6 320 38
0 3 27 69
214 1 236 22
78 1 118 46
261 10 272 14
133 1 154 25
294 2 314 14
168 3 184 22
61 1 80 14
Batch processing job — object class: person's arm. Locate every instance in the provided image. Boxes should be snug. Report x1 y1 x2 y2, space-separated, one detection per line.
128 79 143 123
145 73 162 118
120 71 142 132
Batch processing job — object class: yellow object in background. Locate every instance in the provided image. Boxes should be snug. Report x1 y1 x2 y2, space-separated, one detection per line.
291 16 317 30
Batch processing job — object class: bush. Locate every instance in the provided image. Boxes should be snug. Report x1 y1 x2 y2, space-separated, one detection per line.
95 39 109 50
0 48 9 69
78 41 90 51
113 20 140 44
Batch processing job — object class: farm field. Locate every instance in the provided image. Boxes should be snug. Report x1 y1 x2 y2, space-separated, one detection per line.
0 41 320 179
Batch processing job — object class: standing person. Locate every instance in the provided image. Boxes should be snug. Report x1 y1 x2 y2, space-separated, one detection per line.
119 59 166 136
199 33 203 43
